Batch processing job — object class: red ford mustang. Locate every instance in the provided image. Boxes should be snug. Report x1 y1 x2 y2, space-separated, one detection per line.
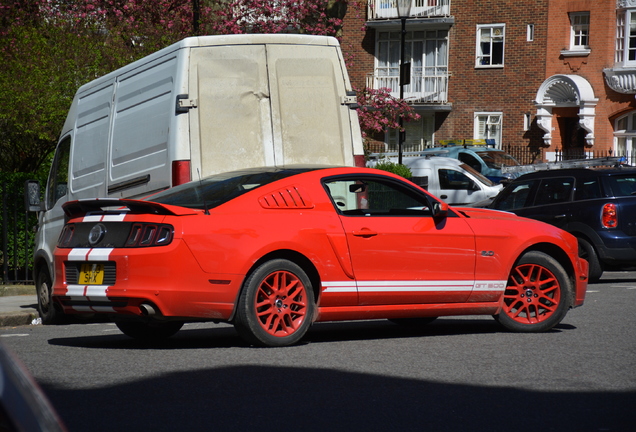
52 166 588 346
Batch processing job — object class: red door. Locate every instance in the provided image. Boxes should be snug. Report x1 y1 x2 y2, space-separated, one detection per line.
325 175 476 305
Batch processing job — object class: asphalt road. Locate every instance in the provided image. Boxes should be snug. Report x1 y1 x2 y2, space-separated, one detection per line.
1 272 635 432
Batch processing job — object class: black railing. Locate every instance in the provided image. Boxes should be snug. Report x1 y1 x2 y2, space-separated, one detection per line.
1 181 36 284
555 148 634 165
502 144 544 165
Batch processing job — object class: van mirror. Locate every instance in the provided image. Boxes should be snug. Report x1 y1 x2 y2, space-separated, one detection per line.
24 180 43 212
432 201 449 218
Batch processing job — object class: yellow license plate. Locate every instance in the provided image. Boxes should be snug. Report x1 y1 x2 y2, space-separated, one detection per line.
79 263 105 285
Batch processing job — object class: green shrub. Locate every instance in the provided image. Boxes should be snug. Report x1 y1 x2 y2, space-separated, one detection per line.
373 160 413 179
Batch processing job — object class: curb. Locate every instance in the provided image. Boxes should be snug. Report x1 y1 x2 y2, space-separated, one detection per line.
0 286 36 297
0 312 38 328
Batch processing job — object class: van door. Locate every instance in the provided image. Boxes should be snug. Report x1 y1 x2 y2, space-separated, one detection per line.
191 44 273 177
109 54 179 197
436 168 487 205
266 43 355 167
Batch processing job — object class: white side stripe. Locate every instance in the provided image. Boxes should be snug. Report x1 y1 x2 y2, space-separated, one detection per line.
322 280 507 294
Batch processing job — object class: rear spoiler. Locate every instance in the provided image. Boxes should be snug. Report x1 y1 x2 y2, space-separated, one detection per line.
62 198 199 219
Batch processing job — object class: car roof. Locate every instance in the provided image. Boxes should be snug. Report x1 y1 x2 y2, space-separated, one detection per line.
513 166 636 181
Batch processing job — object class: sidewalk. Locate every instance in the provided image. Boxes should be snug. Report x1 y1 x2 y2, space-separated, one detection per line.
0 285 38 327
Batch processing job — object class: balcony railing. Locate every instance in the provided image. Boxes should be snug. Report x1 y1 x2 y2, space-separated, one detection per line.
368 0 451 20
366 67 449 104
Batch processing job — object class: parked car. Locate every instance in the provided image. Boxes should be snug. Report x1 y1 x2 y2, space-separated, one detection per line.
368 156 504 206
488 167 636 282
420 146 521 182
51 166 587 347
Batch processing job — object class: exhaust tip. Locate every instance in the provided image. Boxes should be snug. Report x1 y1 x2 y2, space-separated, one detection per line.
139 303 157 316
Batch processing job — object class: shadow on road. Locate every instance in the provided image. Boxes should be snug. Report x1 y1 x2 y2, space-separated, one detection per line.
41 362 633 432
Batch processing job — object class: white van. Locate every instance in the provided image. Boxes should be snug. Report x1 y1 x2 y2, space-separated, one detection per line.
29 34 364 323
368 155 503 206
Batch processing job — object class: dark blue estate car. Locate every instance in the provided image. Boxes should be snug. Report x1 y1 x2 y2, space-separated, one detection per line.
488 167 636 282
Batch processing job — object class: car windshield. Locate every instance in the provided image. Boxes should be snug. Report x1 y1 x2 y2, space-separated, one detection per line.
476 151 520 169
608 174 636 197
149 166 322 210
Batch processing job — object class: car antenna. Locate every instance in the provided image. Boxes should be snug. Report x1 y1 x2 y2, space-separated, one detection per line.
197 168 210 215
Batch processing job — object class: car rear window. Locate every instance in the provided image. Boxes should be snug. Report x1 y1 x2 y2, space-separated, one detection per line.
607 174 636 197
149 167 319 210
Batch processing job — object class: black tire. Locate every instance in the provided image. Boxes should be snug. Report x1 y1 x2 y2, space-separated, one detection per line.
234 259 315 347
115 320 184 340
578 237 603 283
389 317 438 327
495 251 571 333
36 267 64 325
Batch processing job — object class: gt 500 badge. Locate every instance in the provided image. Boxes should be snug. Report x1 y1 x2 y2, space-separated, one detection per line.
481 251 495 256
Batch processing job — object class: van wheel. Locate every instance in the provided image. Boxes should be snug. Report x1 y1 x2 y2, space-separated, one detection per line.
495 251 570 333
578 238 603 283
36 268 64 325
115 320 184 340
234 259 315 347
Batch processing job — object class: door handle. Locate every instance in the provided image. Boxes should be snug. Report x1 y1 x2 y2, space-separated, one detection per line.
352 228 378 237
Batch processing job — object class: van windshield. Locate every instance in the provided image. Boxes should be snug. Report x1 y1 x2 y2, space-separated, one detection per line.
459 163 495 186
149 166 321 210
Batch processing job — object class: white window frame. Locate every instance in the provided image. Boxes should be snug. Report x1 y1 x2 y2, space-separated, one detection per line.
569 12 590 49
527 24 535 42
614 111 636 162
475 24 505 68
474 113 502 148
615 8 636 66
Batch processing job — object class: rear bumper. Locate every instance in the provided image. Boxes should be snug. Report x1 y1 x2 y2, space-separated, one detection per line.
52 242 242 321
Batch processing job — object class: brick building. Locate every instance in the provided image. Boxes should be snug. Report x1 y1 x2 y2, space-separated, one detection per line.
342 0 636 163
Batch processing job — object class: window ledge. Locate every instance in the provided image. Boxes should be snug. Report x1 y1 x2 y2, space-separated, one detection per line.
561 48 591 57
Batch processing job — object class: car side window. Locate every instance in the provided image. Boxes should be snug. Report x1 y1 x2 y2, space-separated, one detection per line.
533 177 574 206
575 179 601 201
607 175 636 197
439 169 476 190
494 179 535 210
324 177 432 216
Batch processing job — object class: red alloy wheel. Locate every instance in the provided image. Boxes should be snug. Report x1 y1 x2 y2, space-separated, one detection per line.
254 270 308 337
503 262 562 325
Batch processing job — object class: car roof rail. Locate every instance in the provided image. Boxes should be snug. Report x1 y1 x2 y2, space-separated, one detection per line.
502 156 628 176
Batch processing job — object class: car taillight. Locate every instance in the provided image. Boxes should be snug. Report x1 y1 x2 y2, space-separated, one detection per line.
601 203 617 229
58 225 75 247
125 223 173 247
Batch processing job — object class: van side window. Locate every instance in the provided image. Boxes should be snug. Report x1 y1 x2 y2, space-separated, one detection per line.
439 169 476 190
46 137 71 209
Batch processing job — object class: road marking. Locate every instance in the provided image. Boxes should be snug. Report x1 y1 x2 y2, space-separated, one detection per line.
0 334 29 337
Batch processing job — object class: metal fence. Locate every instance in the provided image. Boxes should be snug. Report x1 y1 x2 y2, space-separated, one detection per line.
554 148 634 165
1 182 36 284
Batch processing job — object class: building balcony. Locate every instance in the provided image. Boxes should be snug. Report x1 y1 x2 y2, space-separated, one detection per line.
366 68 449 104
603 67 636 94
367 0 451 20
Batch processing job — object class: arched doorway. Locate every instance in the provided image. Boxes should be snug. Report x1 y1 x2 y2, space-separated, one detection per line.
534 75 598 160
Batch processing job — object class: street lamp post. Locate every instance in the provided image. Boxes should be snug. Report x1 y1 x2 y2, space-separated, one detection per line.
396 0 411 165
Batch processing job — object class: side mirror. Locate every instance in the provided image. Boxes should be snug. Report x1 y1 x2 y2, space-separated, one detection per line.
24 180 43 212
432 201 449 218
